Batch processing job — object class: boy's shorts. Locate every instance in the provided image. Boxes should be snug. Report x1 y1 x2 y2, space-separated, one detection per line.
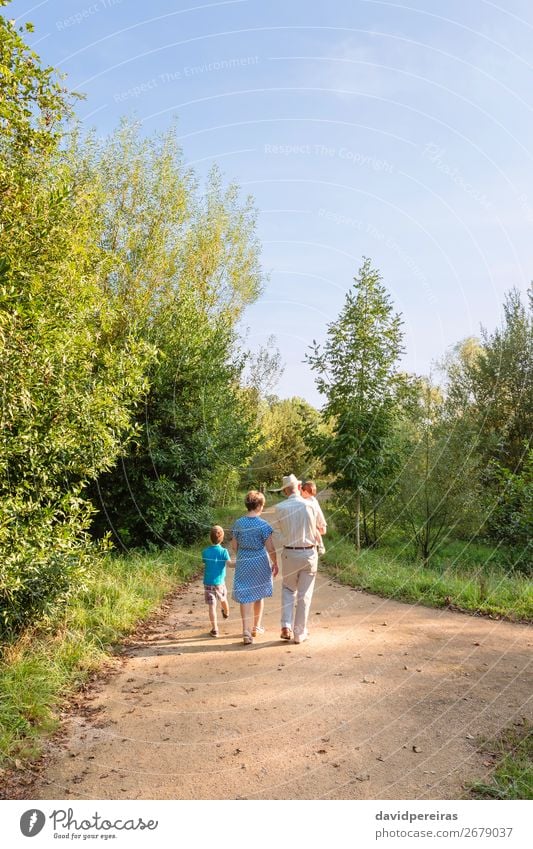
204 583 228 605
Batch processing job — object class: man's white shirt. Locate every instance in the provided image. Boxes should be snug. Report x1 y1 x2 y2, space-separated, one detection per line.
273 493 317 547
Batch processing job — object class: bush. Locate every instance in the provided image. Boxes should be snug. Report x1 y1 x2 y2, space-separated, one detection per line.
0 20 150 636
485 452 532 574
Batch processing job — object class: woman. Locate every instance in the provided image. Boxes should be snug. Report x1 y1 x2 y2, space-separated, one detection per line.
230 490 278 644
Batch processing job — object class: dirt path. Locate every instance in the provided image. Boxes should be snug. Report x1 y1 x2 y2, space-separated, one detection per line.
32 563 531 800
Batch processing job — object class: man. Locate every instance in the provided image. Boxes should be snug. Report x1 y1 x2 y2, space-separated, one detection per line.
272 474 319 644
301 479 327 554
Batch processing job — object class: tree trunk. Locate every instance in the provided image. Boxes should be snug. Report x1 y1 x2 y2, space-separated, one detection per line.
373 508 377 546
355 491 361 552
362 495 368 546
421 524 430 566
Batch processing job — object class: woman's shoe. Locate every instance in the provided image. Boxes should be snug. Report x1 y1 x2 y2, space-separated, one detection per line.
242 630 253 645
210 628 219 637
251 625 265 637
222 607 229 619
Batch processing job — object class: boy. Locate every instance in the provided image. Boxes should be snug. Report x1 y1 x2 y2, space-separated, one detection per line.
301 480 327 554
202 525 231 636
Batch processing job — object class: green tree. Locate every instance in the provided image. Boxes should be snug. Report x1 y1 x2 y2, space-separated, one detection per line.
471 288 532 475
0 2 79 159
486 449 532 571
390 376 482 564
91 297 259 546
442 292 532 551
244 396 322 488
72 122 263 325
306 258 404 550
0 11 150 634
78 123 265 545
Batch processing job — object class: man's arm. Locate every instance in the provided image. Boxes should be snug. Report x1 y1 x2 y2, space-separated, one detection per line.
269 503 283 540
265 534 279 577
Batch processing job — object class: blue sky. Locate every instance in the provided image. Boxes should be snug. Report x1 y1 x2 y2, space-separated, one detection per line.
8 0 533 403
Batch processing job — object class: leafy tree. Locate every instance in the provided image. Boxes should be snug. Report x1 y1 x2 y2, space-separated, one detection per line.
243 396 322 488
306 258 404 550
0 1 79 159
243 335 284 399
390 377 482 564
471 288 532 475
442 293 532 550
72 122 263 325
78 123 265 545
0 11 150 634
91 297 259 546
485 449 532 572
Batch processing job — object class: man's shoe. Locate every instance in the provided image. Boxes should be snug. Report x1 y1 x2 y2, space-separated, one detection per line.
280 627 292 641
293 631 308 644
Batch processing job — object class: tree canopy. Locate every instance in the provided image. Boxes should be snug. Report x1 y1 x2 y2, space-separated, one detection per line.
306 258 404 549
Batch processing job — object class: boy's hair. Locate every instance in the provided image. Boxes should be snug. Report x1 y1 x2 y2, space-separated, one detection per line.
245 490 265 511
210 525 224 544
301 480 317 495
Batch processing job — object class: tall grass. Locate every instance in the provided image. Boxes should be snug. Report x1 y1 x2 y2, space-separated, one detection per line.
0 545 201 766
322 529 533 621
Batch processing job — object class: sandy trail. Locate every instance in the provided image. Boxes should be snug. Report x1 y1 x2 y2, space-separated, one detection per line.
31 554 531 800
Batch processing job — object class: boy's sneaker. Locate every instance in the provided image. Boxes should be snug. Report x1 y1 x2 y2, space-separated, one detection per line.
222 608 229 619
210 628 219 637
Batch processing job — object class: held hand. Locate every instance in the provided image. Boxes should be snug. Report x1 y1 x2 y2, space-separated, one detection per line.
271 563 279 578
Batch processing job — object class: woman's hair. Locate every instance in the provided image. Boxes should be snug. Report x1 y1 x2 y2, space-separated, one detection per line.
245 490 265 511
210 525 224 544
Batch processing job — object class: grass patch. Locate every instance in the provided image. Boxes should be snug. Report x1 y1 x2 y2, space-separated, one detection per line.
322 529 533 621
469 722 533 799
0 544 200 768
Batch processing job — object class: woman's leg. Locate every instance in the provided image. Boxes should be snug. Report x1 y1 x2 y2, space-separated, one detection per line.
240 602 254 637
253 598 264 629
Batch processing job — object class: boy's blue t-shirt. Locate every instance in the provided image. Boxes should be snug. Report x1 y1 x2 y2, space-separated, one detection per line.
202 543 230 585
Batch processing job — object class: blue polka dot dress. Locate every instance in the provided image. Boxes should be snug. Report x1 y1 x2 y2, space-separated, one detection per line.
231 515 274 604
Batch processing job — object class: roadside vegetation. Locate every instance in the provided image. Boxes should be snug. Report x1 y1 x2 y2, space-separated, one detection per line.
321 526 532 622
469 722 533 800
0 546 200 767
